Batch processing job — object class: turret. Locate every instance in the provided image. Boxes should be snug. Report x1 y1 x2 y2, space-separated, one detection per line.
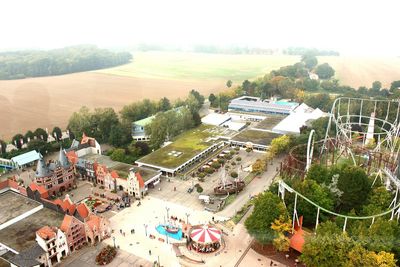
36 156 50 178
58 147 70 168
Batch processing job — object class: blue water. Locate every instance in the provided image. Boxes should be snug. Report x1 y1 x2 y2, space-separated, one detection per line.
155 225 182 240
275 101 298 106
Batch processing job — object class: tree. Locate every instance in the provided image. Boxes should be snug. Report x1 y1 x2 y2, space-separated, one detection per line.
192 111 202 127
12 134 25 149
337 165 371 211
371 81 382 94
315 63 335 79
306 164 331 185
271 215 292 252
52 127 62 141
158 97 171 112
189 90 205 105
346 244 397 267
91 108 119 142
133 141 150 156
226 80 232 88
67 106 93 138
245 192 288 246
0 139 6 154
390 80 400 92
208 93 217 106
301 53 318 69
27 139 50 155
270 135 292 156
110 148 126 162
362 186 392 215
252 159 266 174
301 232 356 267
186 93 202 114
242 80 251 95
108 123 132 147
24 130 35 142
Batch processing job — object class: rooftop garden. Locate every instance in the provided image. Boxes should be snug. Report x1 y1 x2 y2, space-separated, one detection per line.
137 124 219 169
232 129 281 146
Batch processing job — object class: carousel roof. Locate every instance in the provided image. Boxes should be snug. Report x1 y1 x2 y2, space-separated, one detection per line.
190 225 222 244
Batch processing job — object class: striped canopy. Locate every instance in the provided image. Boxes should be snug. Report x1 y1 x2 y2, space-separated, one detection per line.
190 225 222 244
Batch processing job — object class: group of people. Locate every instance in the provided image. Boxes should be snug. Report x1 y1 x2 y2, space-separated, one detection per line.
191 242 220 253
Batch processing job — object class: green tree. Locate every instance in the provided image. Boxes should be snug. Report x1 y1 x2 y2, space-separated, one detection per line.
12 133 25 149
158 97 171 112
0 139 6 154
390 80 400 92
245 192 288 246
362 186 392 215
52 127 62 141
92 108 119 142
27 139 51 155
24 130 35 142
110 148 126 162
371 80 382 94
226 80 232 88
306 164 331 185
67 106 93 138
301 53 318 69
315 63 335 79
192 111 202 127
108 123 132 147
270 135 292 156
252 159 266 174
208 93 217 106
337 165 371 211
34 128 48 142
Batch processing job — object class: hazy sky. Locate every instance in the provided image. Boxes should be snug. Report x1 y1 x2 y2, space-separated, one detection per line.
1 0 399 56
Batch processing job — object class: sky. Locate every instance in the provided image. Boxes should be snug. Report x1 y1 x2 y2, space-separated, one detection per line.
0 0 399 56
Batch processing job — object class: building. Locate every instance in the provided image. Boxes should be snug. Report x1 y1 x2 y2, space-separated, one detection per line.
35 148 74 196
59 215 86 253
11 150 41 169
84 215 111 245
127 167 162 198
272 103 327 134
201 113 246 131
36 226 69 266
131 116 154 141
8 244 48 267
228 96 299 115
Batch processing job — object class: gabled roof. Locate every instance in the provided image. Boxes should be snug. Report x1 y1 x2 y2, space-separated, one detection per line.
110 170 119 179
86 214 101 231
76 203 89 219
29 183 49 199
66 150 78 165
36 226 56 240
60 215 74 232
136 172 145 188
9 244 45 267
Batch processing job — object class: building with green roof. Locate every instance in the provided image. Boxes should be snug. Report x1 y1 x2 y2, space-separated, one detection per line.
131 115 155 141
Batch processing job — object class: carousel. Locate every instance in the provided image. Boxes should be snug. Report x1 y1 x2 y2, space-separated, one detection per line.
189 225 222 253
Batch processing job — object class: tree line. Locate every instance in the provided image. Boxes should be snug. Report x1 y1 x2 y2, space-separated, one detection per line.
283 47 340 56
0 45 132 79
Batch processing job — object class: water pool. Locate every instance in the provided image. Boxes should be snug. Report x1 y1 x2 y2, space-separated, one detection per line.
155 225 182 240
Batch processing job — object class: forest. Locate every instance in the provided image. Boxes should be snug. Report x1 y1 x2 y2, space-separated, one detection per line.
0 45 132 79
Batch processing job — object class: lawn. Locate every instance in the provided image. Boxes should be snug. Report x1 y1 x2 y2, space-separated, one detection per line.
95 51 299 83
232 129 281 146
254 115 287 130
137 124 219 169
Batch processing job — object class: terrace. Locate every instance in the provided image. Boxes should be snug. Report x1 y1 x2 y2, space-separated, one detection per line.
81 154 134 179
0 207 64 252
136 125 228 175
0 191 41 225
254 115 287 131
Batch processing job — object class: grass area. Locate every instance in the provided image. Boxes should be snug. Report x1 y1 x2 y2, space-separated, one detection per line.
232 201 253 224
232 129 281 146
244 172 257 185
137 124 220 169
95 51 299 83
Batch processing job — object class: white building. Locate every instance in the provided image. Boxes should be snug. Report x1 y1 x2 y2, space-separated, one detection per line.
272 103 327 134
127 167 161 199
36 226 69 266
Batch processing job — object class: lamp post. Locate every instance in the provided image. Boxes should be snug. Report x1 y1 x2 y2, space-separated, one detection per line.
144 224 148 237
185 212 190 224
158 255 160 267
112 236 116 248
165 207 170 220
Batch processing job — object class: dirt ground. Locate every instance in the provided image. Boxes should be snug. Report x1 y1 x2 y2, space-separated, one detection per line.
0 72 225 140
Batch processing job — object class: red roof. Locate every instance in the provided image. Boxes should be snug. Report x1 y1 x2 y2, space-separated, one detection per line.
29 183 49 199
53 196 76 214
110 171 119 179
37 226 56 240
76 203 89 219
86 215 101 231
66 151 78 165
60 215 73 232
136 172 145 188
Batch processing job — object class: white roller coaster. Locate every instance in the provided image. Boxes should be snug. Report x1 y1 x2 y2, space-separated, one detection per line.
279 97 400 232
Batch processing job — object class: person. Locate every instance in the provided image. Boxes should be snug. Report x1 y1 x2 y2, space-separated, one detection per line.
270 260 273 266
174 186 176 191
120 229 122 234
149 250 151 255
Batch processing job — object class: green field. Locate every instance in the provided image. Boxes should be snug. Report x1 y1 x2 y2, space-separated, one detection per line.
137 124 222 169
95 51 299 82
232 129 281 146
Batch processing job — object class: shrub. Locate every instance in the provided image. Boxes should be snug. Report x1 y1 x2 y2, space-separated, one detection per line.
198 172 206 178
246 148 252 153
211 162 221 169
231 161 236 166
234 147 240 151
236 157 242 161
230 150 236 155
198 177 205 182
224 154 232 160
218 158 225 164
95 245 117 265
195 184 204 193
230 171 238 178
205 167 215 174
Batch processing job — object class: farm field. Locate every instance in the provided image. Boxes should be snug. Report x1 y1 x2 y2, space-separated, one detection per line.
1 51 400 140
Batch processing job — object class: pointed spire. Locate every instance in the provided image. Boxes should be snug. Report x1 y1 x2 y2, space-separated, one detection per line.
36 156 50 178
59 146 70 168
